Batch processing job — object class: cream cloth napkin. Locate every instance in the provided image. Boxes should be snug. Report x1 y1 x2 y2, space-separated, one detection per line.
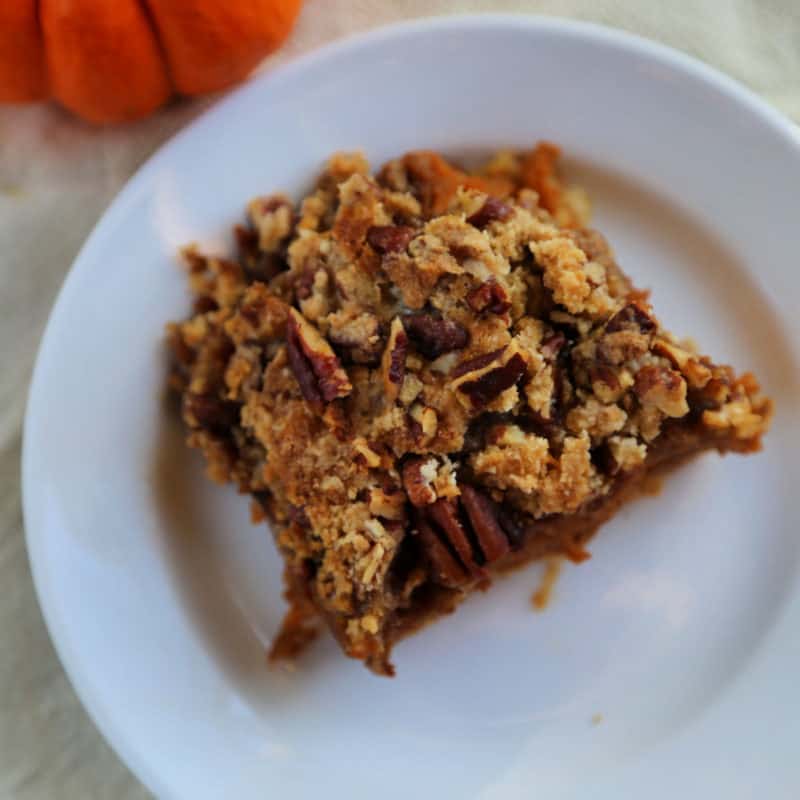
1 1 797 797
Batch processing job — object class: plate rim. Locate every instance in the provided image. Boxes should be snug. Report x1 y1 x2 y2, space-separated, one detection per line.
21 13 800 798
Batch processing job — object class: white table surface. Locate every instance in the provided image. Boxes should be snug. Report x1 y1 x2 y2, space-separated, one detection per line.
1 1 798 797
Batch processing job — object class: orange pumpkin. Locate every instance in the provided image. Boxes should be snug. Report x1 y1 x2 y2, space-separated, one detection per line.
0 0 302 124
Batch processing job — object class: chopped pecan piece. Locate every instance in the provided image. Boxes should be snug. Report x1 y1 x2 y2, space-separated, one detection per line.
403 313 469 359
458 353 528 408
653 339 712 389
459 485 511 563
695 376 732 409
246 194 295 253
250 194 292 216
183 392 239 434
467 280 511 314
634 365 689 417
353 437 383 469
398 374 423 406
381 317 408 401
406 413 423 442
369 484 406 521
286 309 352 413
229 283 290 345
193 295 219 314
410 403 438 439
597 331 650 365
402 457 438 507
608 436 647 472
540 330 566 361
293 268 318 300
466 197 514 229
598 301 657 364
605 301 657 334
495 504 523 549
250 490 274 522
328 312 383 365
287 504 311 529
235 226 287 284
451 347 506 378
702 398 767 439
366 225 416 254
591 442 619 476
286 333 323 411
589 364 620 392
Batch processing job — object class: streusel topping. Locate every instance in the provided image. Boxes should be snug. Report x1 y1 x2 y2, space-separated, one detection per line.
168 145 771 670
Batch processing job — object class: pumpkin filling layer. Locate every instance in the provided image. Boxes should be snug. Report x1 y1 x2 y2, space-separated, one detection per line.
167 145 771 675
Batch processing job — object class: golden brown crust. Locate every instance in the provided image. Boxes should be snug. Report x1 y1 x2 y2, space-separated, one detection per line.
168 145 772 675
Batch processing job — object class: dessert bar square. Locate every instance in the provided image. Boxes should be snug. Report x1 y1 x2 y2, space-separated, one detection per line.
168 144 771 674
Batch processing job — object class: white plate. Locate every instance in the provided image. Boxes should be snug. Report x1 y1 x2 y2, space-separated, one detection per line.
23 15 800 799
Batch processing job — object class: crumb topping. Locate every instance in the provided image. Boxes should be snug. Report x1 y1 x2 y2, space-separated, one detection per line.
168 144 772 673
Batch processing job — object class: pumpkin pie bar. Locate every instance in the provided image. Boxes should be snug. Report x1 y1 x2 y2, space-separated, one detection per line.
167 144 771 675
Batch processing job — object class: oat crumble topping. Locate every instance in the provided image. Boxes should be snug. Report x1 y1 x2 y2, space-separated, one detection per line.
168 144 772 674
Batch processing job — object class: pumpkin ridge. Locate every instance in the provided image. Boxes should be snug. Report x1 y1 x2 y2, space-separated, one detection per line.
2 0 302 122
137 0 177 95
0 0 48 101
144 0 303 97
41 0 172 124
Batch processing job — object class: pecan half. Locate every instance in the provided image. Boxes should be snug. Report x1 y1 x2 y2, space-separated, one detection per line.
427 499 483 576
415 516 469 588
458 353 527 408
414 480 526 586
366 225 416 254
466 197 514 229
286 309 352 413
403 313 469 359
459 485 510 562
467 280 511 315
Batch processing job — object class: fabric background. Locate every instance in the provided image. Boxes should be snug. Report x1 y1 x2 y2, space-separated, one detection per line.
1 1 798 797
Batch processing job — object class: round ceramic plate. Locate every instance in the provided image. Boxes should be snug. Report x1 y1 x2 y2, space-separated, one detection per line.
23 15 800 799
